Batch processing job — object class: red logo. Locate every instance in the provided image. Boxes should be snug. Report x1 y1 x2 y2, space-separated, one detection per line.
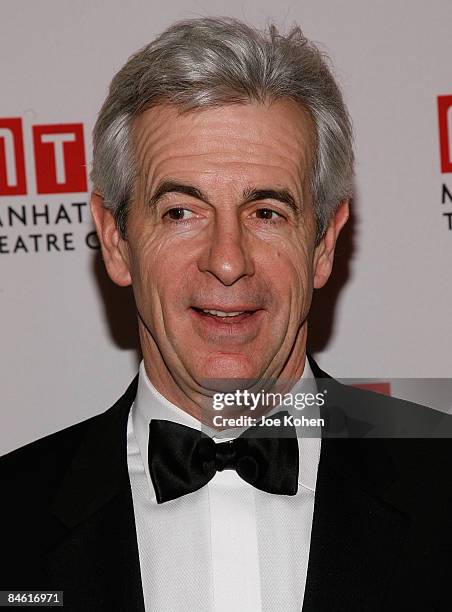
351 382 391 397
33 124 87 194
0 118 27 196
438 95 452 173
0 118 87 197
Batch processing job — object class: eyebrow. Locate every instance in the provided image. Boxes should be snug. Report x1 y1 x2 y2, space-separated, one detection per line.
242 187 300 215
148 180 300 214
149 181 211 208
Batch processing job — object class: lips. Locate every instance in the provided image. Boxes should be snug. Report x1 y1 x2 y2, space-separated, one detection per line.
192 307 257 323
201 309 246 317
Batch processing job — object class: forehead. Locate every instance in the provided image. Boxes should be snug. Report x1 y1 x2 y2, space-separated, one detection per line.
131 99 315 193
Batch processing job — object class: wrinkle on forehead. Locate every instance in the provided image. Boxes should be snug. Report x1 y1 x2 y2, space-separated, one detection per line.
131 100 315 206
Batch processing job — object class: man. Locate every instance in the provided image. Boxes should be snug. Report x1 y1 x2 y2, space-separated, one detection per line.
1 17 451 612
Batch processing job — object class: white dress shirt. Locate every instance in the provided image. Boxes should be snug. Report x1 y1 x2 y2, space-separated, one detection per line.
127 360 321 611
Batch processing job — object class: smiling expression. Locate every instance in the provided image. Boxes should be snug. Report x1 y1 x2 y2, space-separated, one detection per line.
93 100 347 416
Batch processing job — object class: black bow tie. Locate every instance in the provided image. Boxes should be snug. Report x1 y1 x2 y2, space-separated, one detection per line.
148 411 299 503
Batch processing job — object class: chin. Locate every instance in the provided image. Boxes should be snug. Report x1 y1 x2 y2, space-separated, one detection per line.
196 354 259 386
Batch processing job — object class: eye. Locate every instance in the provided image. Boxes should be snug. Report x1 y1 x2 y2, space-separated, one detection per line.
253 208 285 222
163 207 196 222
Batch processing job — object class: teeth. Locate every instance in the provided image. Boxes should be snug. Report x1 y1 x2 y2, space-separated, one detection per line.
202 309 245 317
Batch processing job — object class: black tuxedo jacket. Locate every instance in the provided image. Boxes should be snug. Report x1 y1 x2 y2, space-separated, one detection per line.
1 360 451 611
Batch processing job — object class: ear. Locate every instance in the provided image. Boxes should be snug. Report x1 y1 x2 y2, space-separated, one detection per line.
313 199 349 289
90 192 132 287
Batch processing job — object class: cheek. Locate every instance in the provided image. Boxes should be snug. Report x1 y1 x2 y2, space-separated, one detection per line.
126 239 162 316
265 234 314 291
127 234 194 322
270 249 315 330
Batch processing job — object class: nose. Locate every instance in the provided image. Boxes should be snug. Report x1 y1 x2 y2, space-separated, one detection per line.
197 215 254 285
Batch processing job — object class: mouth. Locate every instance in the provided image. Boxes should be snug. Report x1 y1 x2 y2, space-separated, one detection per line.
191 307 258 323
189 305 265 338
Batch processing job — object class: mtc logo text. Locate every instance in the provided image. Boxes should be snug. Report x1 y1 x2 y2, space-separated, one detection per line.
0 118 87 196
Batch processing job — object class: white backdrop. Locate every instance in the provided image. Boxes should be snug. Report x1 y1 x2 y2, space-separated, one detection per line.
1 0 451 455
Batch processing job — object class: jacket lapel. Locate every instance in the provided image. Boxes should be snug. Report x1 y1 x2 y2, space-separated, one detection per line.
302 438 409 611
48 377 145 612
303 356 410 611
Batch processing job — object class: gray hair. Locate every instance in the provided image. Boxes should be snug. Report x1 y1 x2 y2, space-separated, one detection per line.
91 16 353 241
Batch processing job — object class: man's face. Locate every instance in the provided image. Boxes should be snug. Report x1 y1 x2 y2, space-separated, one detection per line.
94 100 346 399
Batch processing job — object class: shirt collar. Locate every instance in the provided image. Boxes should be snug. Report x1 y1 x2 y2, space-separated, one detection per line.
132 359 321 501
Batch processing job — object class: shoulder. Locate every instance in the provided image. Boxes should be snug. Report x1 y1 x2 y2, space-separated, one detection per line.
0 413 106 585
0 414 101 487
308 355 452 438
0 375 138 498
0 377 138 580
0 415 106 542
